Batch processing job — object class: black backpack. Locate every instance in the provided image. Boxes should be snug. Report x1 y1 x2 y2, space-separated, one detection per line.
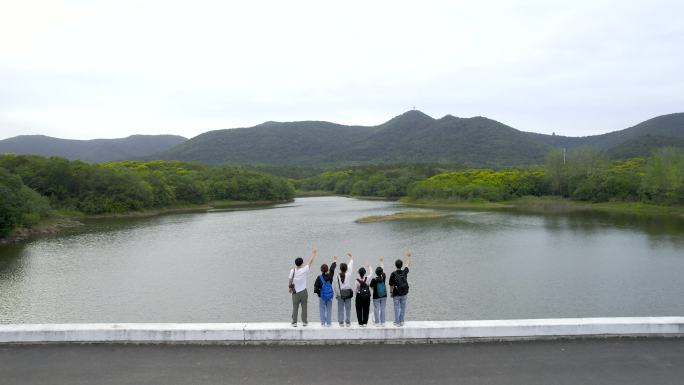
357 278 371 300
394 270 409 296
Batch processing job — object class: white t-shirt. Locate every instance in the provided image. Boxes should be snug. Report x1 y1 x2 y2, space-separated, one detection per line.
289 265 310 293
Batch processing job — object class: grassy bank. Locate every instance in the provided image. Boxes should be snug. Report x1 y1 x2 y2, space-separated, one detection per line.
400 198 513 210
355 211 448 224
400 196 684 218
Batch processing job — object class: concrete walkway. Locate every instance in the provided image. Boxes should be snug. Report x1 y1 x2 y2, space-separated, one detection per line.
2 338 684 385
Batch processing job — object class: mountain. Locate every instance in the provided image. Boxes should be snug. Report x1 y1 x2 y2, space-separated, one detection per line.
524 113 684 152
606 134 684 159
0 134 188 163
153 110 553 166
153 121 380 165
329 112 551 165
6 111 683 166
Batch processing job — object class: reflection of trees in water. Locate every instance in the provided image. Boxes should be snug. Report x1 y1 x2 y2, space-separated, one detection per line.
541 211 684 248
384 209 684 248
0 245 24 275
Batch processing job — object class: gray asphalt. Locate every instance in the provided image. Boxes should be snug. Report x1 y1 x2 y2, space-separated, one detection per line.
2 338 684 385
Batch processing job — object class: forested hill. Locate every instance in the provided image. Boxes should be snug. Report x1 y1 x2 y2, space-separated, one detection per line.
523 113 684 150
0 134 187 163
153 111 551 166
152 121 379 165
152 111 684 166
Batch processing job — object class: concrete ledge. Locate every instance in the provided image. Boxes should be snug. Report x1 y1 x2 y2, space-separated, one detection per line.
1 317 684 345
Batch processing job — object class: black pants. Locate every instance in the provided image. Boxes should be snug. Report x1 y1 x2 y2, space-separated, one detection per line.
355 296 370 325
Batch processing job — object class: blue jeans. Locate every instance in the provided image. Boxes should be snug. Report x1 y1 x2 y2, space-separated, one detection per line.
319 299 332 325
393 295 407 324
337 297 352 324
373 297 387 324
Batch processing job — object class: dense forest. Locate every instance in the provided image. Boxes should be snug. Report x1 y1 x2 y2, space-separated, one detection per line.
295 164 448 197
297 147 684 205
0 155 294 237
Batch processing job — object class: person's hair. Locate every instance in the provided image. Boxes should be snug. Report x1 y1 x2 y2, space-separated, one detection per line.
340 262 348 272
395 259 403 269
358 267 366 277
376 266 383 276
320 264 329 273
295 257 304 267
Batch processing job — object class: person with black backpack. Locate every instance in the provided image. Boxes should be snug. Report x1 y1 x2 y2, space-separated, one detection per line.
389 250 412 327
313 256 337 327
369 256 387 326
354 266 372 327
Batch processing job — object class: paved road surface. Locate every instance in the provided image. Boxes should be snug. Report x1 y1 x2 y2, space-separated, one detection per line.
2 338 684 385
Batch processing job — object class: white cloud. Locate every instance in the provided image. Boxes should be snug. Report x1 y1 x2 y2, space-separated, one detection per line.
1 0 682 139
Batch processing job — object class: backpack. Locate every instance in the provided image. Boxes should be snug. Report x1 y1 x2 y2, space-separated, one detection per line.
319 274 334 301
357 277 371 300
394 270 409 296
375 277 387 298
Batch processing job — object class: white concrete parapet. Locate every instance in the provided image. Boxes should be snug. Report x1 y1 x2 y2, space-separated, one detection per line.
1 317 683 344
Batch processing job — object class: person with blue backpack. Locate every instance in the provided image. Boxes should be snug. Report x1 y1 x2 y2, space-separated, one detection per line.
313 256 337 327
369 256 388 326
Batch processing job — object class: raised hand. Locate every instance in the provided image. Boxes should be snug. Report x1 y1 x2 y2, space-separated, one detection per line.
346 252 353 259
333 255 338 262
379 256 384 262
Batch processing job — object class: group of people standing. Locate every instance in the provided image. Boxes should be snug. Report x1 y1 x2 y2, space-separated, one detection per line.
288 248 411 327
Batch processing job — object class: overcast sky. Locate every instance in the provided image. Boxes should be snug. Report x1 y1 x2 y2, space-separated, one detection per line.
1 0 682 140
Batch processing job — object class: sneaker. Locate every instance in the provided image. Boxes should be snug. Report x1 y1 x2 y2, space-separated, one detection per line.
345 323 351 327
393 322 400 327
339 323 344 327
292 323 297 327
326 323 332 327
303 322 308 327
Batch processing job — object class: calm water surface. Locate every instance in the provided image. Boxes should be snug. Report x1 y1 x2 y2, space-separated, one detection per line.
1 196 684 323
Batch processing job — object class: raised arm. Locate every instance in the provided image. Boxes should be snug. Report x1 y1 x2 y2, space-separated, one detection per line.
346 251 354 272
405 250 412 268
307 247 318 268
330 255 338 275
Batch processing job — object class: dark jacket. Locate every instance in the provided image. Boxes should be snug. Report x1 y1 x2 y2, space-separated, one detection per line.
389 267 409 296
313 262 337 298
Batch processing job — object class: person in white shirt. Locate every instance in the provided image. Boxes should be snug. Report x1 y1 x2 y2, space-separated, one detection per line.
288 247 317 327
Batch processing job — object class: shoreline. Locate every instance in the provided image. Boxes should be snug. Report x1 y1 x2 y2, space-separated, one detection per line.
0 199 290 246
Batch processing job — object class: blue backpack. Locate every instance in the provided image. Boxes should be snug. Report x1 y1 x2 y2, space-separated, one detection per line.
376 278 387 298
320 274 334 301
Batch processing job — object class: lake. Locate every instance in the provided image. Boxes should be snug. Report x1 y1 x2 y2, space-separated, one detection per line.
1 196 684 324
